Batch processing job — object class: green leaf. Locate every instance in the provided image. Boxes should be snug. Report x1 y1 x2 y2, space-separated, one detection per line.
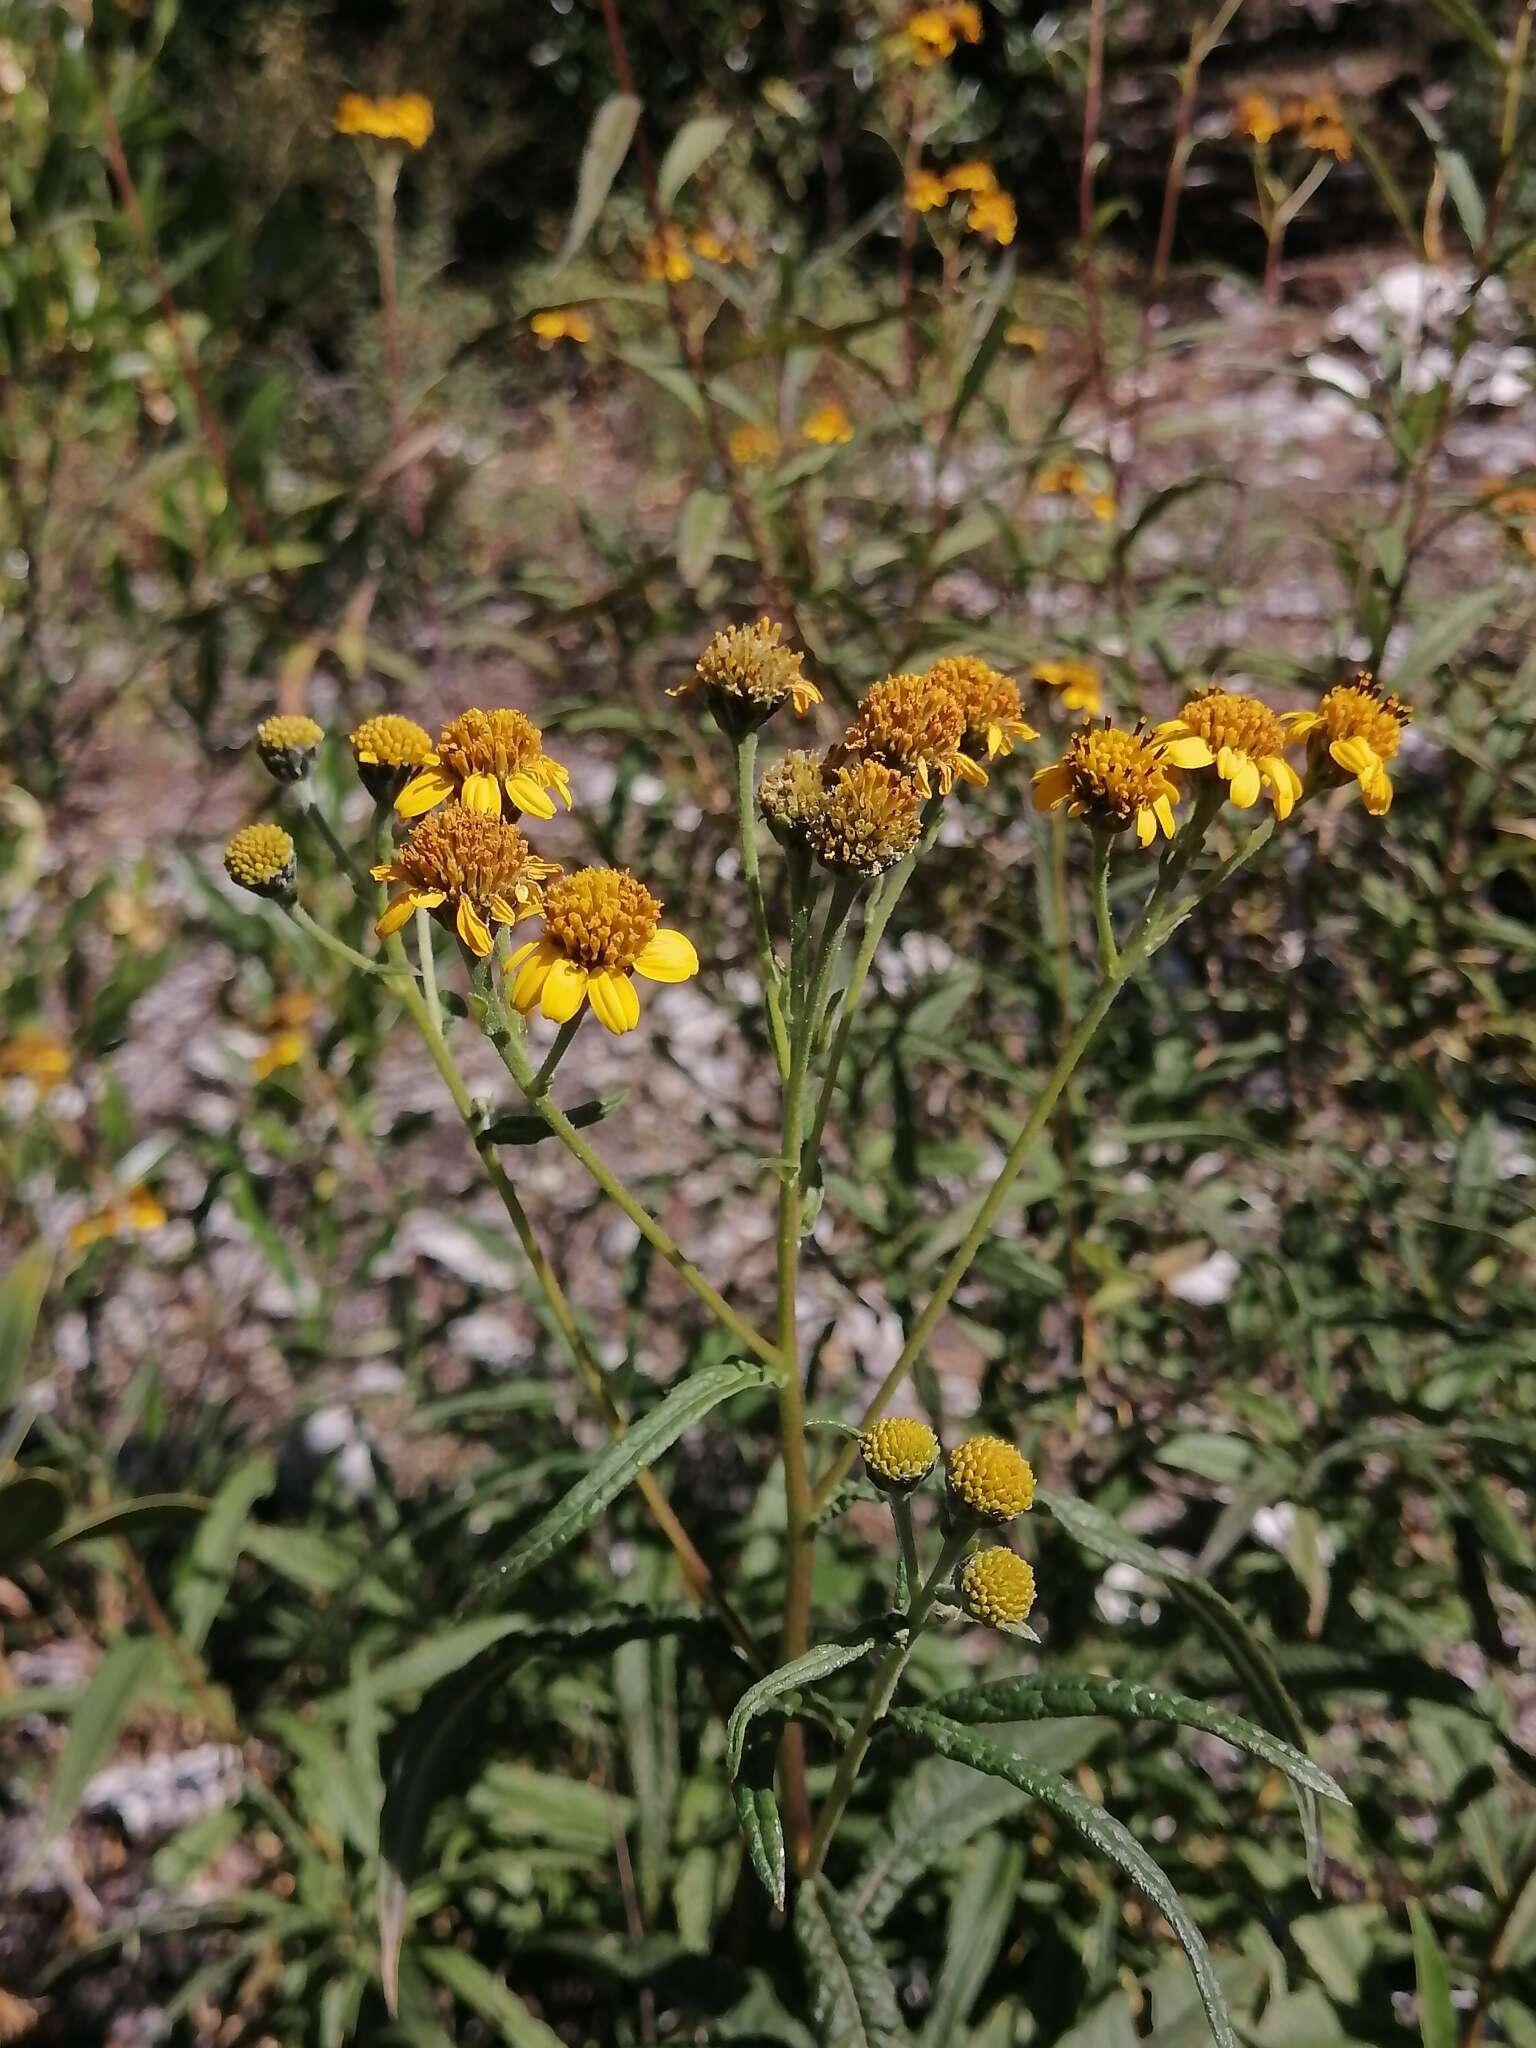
0 1240 53 1412
1037 1486 1324 1889
48 1493 208 1551
1408 1903 1456 2048
0 1469 69 1569
890 1710 1237 2048
1425 0 1504 65
657 114 733 213
726 1637 879 1778
929 1674 1347 1805
174 1453 275 1654
731 1765 787 1913
552 93 642 275
474 1359 766 1599
1391 586 1506 690
947 286 1013 435
676 487 732 591
796 1877 908 2048
419 1947 563 2048
851 1758 1031 1929
916 1833 1023 2048
483 1092 627 1145
29 1636 163 1869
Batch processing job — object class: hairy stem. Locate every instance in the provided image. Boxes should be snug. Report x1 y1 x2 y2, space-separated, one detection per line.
734 732 791 1076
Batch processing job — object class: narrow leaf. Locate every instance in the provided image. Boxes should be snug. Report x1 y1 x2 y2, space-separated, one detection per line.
727 1636 879 1778
0 1241 53 1413
420 1947 563 2048
0 1469 69 1569
30 1636 163 1867
1407 1903 1456 2048
175 1453 275 1654
891 1710 1237 2048
852 1758 1029 1929
947 288 1013 435
676 487 732 591
49 1493 208 1551
484 1093 626 1145
917 1834 1023 2048
657 114 733 213
731 1768 787 1913
552 93 642 275
796 1877 908 2048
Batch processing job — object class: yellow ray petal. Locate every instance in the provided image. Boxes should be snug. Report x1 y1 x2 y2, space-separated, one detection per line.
634 928 700 984
540 958 589 1023
1284 711 1321 738
1031 763 1071 811
1261 755 1299 819
505 773 557 819
588 970 641 1034
395 767 456 818
1330 735 1379 776
1135 807 1158 847
1162 734 1217 770
376 890 424 937
1152 793 1177 837
1227 753 1262 807
456 896 494 956
1361 766 1393 815
460 772 503 816
510 941 560 1012
953 752 989 787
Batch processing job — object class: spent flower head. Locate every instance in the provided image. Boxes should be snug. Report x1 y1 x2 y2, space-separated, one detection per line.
836 671 986 798
224 823 297 902
1158 686 1303 819
758 749 828 848
350 713 435 802
1285 670 1410 816
957 1547 1036 1627
373 804 557 957
507 868 698 1035
255 713 324 783
946 1435 1036 1525
673 618 822 737
397 707 572 822
334 92 434 149
860 1416 940 1494
803 761 924 880
1032 718 1182 847
925 656 1039 761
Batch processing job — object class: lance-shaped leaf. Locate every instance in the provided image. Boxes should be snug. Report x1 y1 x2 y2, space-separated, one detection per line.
657 115 733 213
474 1359 767 1601
552 92 642 275
1037 1486 1324 1890
796 1877 908 2048
726 1636 879 1779
851 1758 1031 1930
927 1674 1347 1807
917 1833 1023 2048
731 1739 788 1913
889 1709 1237 2048
0 1240 52 1414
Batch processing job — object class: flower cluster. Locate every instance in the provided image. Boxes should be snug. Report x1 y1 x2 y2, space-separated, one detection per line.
1234 89 1351 160
902 2 983 67
905 156 1016 245
1035 456 1115 522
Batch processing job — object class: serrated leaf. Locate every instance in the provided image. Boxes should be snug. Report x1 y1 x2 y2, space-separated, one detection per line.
0 1241 53 1414
890 1710 1237 2048
726 1637 879 1778
657 114 733 213
420 1947 563 2048
474 1358 767 1600
917 1833 1023 2048
0 1469 69 1569
552 93 642 275
929 1674 1346 1804
796 1877 908 2048
1408 1903 1456 2048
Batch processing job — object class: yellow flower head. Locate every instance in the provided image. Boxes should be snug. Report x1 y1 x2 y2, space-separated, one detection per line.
837 671 987 799
803 401 855 446
905 2 983 66
374 803 557 958
946 1435 1036 1524
672 617 822 736
945 159 998 196
644 226 694 283
758 749 828 847
253 1028 307 1080
335 92 434 150
255 713 324 783
1157 686 1303 820
1234 92 1281 145
691 228 734 264
924 656 1040 761
507 868 699 1036
0 1029 71 1090
803 760 924 880
860 1415 940 1494
1006 320 1045 351
72 1185 168 1250
1031 659 1103 715
958 1546 1036 1627
1032 719 1181 847
966 190 1017 246
1284 670 1410 816
396 708 572 823
729 422 779 467
349 712 435 802
1294 92 1352 159
530 308 594 347
906 168 951 213
224 823 297 902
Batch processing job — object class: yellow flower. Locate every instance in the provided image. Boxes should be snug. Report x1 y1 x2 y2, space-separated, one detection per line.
0 1029 71 1090
836 672 987 799
692 228 734 264
672 617 822 736
255 713 324 783
905 2 983 66
530 308 594 347
396 708 572 823
1030 659 1103 716
253 1029 307 1080
1036 456 1109 510
373 803 557 958
1233 92 1281 145
803 760 925 879
349 713 435 802
802 401 855 446
224 823 297 902
1295 93 1352 159
925 656 1039 761
1284 670 1410 816
334 92 434 150
1005 321 1045 351
958 1547 1036 1627
946 1435 1035 1524
906 168 951 213
644 226 694 282
729 422 779 467
860 1416 940 1493
945 159 998 196
1157 686 1303 819
965 190 1016 246
1089 488 1116 522
506 868 698 1035
1032 719 1182 847
71 1185 168 1250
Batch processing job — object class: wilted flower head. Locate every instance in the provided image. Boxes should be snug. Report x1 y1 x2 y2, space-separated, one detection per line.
506 868 698 1035
255 713 323 783
757 750 828 847
530 308 594 347
397 708 572 823
349 713 435 802
946 1435 1036 1525
860 1416 940 1494
224 823 297 902
1031 659 1103 715
1285 670 1410 816
803 761 924 879
958 1547 1036 1627
1158 686 1303 819
1032 719 1181 847
335 92 434 149
925 656 1039 760
837 672 986 798
373 803 557 957
673 618 822 737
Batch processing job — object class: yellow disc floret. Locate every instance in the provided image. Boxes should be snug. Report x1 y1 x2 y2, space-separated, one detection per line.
1032 718 1181 847
672 618 822 735
837 672 987 798
255 714 324 783
859 1416 940 1493
224 823 297 901
506 867 699 1036
946 1435 1036 1524
373 803 556 957
1157 686 1303 819
958 1547 1037 1627
925 657 1040 761
1284 670 1411 816
396 707 572 823
803 761 924 879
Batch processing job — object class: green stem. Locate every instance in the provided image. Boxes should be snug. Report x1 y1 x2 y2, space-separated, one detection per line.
296 788 371 898
531 1017 581 1095
415 906 441 1033
805 1527 969 1875
1090 830 1118 972
892 1493 922 1603
735 733 791 1077
289 903 406 981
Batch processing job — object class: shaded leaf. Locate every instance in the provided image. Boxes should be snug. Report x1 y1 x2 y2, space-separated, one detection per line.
0 1469 69 1570
0 1241 52 1413
916 1833 1023 2048
796 1877 907 2048
1408 1903 1456 2048
657 115 733 213
726 1637 879 1778
175 1454 275 1654
553 93 642 275
420 1947 563 2048
30 1636 163 1868
48 1493 208 1551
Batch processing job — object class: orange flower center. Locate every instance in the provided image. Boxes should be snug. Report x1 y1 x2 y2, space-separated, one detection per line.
1176 687 1288 760
542 868 661 970
436 708 547 782
1316 677 1409 762
1063 721 1173 824
397 805 547 905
